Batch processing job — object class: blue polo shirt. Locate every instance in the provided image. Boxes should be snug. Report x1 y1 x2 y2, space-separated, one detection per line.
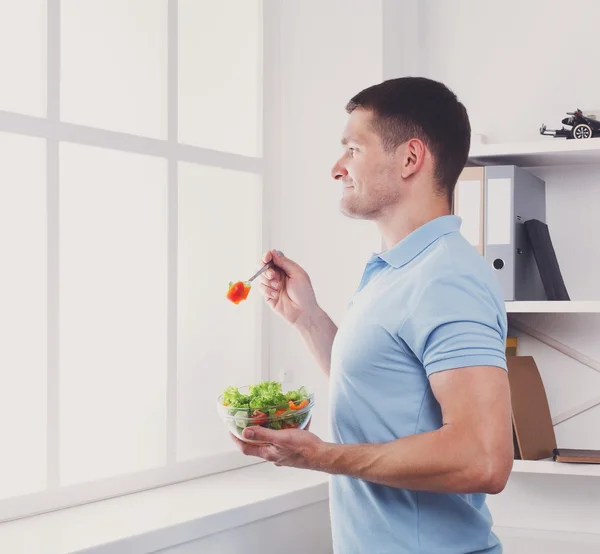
328 215 507 554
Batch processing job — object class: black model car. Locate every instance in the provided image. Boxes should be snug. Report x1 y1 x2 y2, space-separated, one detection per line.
540 109 600 139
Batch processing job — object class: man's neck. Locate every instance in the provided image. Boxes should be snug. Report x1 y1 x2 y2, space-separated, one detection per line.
377 200 450 250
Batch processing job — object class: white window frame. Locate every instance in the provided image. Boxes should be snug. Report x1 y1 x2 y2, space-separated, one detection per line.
0 0 279 523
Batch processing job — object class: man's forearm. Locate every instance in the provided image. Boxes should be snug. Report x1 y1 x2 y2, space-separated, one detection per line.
313 424 511 495
295 307 338 376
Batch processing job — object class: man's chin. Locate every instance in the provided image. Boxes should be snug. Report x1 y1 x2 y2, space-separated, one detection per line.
339 200 370 220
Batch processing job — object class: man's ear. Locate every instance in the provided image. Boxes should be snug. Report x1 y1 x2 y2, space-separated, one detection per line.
400 138 426 179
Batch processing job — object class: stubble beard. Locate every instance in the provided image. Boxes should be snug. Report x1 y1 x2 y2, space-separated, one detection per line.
340 175 401 221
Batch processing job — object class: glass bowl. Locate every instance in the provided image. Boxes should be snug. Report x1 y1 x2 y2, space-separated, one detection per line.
216 382 315 444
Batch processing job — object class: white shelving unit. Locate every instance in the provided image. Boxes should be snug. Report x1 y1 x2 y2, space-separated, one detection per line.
505 301 600 314
480 143 600 317
469 139 600 167
470 143 600 321
512 459 600 477
468 141 600 478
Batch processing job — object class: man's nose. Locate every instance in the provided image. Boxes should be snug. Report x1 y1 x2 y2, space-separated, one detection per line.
331 160 348 181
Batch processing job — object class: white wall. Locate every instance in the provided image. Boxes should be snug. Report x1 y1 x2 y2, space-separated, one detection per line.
234 0 600 551
406 0 600 540
269 0 383 440
155 501 332 554
418 0 600 145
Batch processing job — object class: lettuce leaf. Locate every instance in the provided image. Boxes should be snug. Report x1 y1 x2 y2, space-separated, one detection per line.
285 385 308 403
222 381 309 411
222 386 250 408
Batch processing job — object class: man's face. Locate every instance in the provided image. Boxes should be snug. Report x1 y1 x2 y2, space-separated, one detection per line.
332 108 403 220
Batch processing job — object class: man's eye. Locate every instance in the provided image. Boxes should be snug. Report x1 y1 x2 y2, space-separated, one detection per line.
348 147 356 155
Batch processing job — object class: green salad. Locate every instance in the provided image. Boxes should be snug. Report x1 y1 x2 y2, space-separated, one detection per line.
221 381 311 430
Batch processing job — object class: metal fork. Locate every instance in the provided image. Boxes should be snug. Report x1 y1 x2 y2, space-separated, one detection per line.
247 261 275 283
246 251 283 283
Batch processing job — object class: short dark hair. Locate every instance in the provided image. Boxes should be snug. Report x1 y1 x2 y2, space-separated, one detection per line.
346 77 471 203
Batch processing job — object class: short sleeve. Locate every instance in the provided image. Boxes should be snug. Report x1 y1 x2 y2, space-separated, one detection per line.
399 272 508 377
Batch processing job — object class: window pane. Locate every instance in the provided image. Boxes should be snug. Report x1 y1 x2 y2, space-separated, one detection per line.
0 0 46 116
61 0 167 138
0 133 47 499
177 163 262 462
178 0 262 157
59 143 168 485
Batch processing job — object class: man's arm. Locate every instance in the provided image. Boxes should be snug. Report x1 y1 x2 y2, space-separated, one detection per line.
295 307 338 376
233 364 514 494
240 268 513 493
315 364 514 494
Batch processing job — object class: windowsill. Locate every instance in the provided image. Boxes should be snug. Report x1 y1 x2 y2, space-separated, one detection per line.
0 462 330 554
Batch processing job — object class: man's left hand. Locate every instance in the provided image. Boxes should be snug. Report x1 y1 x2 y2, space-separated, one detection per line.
230 425 328 471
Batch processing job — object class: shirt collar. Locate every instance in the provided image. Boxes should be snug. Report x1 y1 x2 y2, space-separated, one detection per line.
376 215 462 269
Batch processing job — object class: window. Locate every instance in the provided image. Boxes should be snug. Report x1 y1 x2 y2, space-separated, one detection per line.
0 0 267 522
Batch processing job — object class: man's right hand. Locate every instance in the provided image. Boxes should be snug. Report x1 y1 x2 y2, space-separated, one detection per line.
257 250 319 326
258 250 338 376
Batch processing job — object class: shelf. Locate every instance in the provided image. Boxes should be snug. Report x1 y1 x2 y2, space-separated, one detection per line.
512 458 600 477
468 139 600 167
505 301 600 314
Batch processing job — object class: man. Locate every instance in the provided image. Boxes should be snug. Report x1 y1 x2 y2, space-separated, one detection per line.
232 77 514 553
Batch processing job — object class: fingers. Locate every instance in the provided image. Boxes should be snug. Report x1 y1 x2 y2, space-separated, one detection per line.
261 249 301 278
229 432 273 459
258 272 280 290
261 268 281 286
258 252 283 294
258 281 279 302
271 250 301 276
261 249 284 265
243 425 283 444
259 252 280 280
261 250 273 265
